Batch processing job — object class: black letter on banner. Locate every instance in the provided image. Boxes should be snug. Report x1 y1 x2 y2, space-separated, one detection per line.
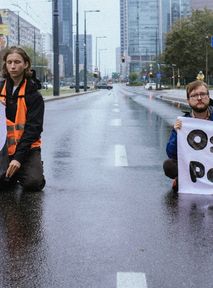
210 136 213 153
187 130 208 150
189 161 205 183
207 169 213 183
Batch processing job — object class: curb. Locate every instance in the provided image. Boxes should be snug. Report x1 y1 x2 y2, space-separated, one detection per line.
156 94 190 112
43 89 96 102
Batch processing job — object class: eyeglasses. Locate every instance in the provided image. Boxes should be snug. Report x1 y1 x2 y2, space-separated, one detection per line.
189 92 209 100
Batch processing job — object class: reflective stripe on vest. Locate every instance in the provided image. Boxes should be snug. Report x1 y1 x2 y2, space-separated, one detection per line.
1 80 41 155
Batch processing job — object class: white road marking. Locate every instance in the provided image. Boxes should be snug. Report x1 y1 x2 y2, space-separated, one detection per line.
113 108 120 113
117 272 148 288
114 103 119 107
114 145 128 167
110 119 122 126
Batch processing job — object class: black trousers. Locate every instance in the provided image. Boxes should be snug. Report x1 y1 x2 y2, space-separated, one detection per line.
163 159 178 179
0 149 45 192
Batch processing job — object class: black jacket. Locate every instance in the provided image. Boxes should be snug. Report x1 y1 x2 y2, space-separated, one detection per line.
0 77 44 164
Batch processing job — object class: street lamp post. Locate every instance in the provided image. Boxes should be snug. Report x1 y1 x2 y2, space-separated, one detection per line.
53 0 59 96
75 0 80 92
95 36 107 69
171 64 176 89
205 35 209 84
98 48 107 78
84 10 100 91
17 11 20 45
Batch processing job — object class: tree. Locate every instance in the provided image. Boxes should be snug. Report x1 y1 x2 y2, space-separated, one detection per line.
129 72 138 83
163 9 213 83
22 46 50 82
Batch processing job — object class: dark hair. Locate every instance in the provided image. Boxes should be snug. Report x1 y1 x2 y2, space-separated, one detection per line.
2 46 32 78
31 69 42 90
186 80 209 99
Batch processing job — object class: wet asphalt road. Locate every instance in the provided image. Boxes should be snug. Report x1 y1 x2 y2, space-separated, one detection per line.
0 84 213 288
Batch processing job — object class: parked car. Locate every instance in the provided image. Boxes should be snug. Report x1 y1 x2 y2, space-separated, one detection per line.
69 82 90 89
144 82 156 90
42 82 53 89
95 83 113 90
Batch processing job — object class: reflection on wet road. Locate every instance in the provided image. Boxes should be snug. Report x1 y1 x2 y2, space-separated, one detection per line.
0 84 213 288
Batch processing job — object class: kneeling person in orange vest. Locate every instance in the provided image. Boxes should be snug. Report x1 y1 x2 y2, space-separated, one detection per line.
0 46 45 191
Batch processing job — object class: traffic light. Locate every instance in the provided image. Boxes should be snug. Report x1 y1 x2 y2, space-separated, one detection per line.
93 72 98 78
121 56 125 63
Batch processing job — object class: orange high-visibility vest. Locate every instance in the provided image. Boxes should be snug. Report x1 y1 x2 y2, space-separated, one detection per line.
0 79 41 155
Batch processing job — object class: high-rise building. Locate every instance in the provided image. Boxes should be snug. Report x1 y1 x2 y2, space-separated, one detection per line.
127 0 160 72
73 34 93 74
120 0 128 58
191 0 213 10
58 0 73 79
160 0 191 50
0 9 42 54
120 0 191 75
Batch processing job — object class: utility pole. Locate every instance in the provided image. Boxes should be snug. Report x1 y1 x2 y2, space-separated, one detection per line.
33 27 36 69
84 10 100 91
53 0 60 96
205 35 209 84
75 0 80 92
17 12 20 45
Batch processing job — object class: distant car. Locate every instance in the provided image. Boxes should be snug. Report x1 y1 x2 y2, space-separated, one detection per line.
42 82 53 89
69 83 90 89
95 83 113 90
144 82 156 90
69 83 75 89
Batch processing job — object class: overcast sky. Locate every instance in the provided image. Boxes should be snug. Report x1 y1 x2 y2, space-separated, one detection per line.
0 0 120 74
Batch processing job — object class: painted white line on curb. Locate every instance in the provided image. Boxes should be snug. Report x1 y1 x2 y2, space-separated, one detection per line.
110 119 122 126
117 272 148 288
114 145 128 167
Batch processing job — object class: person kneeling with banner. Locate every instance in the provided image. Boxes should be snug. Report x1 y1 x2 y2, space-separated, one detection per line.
0 46 45 192
163 80 213 193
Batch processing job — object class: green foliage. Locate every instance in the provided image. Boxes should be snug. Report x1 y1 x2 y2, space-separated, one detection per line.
112 72 120 79
163 9 213 83
129 72 138 83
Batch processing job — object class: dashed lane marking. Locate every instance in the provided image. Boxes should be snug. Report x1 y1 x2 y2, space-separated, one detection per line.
113 108 120 113
114 145 128 167
117 272 148 288
110 119 122 126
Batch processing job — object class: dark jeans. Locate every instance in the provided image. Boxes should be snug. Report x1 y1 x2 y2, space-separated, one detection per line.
0 149 45 192
163 159 178 179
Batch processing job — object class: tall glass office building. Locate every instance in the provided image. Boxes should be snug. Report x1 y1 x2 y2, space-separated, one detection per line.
120 0 191 73
58 0 73 79
128 0 159 72
191 0 213 10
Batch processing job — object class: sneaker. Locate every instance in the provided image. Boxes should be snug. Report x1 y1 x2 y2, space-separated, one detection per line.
172 178 178 192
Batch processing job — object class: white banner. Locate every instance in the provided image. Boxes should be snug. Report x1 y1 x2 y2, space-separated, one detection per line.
0 102 7 151
178 116 213 195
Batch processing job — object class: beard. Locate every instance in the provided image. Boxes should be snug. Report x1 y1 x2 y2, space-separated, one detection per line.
192 105 209 113
190 101 209 113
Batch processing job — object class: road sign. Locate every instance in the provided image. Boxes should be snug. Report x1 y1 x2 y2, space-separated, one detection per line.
211 36 213 48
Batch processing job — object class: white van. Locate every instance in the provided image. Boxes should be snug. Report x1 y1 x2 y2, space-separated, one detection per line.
144 82 156 90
